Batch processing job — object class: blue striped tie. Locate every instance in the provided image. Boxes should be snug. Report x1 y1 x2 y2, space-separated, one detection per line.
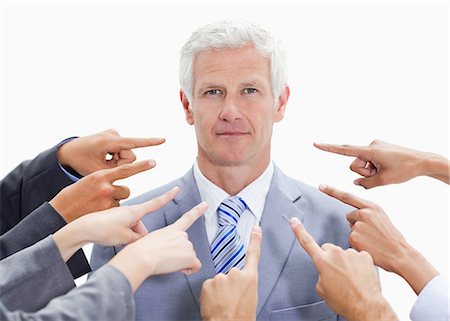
210 196 247 274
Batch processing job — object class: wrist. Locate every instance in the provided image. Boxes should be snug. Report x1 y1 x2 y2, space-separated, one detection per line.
393 245 439 295
419 153 450 182
351 294 397 321
53 220 89 262
56 139 73 168
49 189 78 223
108 244 155 292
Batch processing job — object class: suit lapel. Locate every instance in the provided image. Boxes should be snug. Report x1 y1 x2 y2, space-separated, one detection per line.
257 167 305 314
163 169 216 309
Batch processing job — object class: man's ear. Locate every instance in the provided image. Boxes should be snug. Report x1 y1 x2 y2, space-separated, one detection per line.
273 85 290 123
180 90 194 125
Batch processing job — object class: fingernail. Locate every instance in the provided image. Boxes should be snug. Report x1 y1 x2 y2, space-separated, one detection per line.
290 217 301 226
281 214 290 223
354 180 361 186
319 184 327 191
252 225 262 234
148 160 156 166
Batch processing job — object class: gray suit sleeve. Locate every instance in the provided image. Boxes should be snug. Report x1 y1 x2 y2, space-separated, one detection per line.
0 203 68 259
0 265 135 321
0 236 75 312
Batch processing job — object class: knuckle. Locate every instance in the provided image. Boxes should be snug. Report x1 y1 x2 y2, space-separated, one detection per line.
118 164 133 177
88 172 103 184
360 250 374 263
202 279 213 288
358 210 369 221
153 198 165 208
321 243 333 251
316 283 322 295
352 220 362 230
215 273 226 281
301 235 314 247
346 248 358 254
371 202 382 211
348 233 360 249
341 192 352 202
100 184 115 197
314 255 325 266
107 128 119 136
228 267 240 276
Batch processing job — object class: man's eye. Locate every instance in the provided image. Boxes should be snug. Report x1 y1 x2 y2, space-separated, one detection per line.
243 88 258 94
205 89 222 95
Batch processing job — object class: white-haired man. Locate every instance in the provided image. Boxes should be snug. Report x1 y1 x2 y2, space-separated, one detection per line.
91 20 352 321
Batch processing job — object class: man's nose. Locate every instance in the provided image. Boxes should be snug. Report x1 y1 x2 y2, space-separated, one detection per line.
219 95 243 122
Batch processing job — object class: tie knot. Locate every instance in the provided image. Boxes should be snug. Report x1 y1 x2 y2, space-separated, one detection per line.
217 196 247 226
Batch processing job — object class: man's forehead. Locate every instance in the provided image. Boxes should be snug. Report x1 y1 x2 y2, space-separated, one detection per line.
193 46 270 82
194 46 268 69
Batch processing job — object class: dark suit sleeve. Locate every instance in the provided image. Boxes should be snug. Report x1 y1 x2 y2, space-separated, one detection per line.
0 143 91 278
0 145 73 233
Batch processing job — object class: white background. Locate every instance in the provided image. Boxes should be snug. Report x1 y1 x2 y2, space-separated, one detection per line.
1 1 448 320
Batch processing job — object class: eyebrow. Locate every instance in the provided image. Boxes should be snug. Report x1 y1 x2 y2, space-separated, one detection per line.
241 81 261 88
197 79 266 91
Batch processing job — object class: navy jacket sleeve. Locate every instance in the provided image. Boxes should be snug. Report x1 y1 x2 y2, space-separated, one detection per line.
0 144 90 278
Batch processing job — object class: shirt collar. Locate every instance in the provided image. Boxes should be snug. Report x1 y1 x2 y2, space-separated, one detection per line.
193 160 274 223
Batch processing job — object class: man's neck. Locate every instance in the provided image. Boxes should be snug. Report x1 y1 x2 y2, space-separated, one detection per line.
197 157 271 195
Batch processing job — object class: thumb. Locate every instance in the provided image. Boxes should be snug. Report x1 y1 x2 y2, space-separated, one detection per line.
243 225 262 272
354 176 382 189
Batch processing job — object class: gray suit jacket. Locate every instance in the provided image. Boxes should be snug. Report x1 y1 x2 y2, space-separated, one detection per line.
91 166 352 321
0 236 75 312
0 236 134 321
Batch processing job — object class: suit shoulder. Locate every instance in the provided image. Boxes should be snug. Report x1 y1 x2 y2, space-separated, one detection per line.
124 177 185 206
280 173 354 221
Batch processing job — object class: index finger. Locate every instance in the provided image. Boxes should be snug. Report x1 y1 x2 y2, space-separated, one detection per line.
106 160 156 181
242 225 262 272
132 186 180 220
289 217 323 260
313 142 368 158
172 202 208 231
114 137 166 150
319 184 370 209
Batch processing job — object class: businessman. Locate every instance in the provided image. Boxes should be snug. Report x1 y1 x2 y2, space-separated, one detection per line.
91 20 352 320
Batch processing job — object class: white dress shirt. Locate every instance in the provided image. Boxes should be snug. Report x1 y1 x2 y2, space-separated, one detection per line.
410 274 449 321
193 160 274 248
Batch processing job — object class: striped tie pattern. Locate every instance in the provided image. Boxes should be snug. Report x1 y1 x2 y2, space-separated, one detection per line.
210 196 247 274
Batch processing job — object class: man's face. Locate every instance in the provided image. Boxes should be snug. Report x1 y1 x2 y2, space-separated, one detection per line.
182 45 289 168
